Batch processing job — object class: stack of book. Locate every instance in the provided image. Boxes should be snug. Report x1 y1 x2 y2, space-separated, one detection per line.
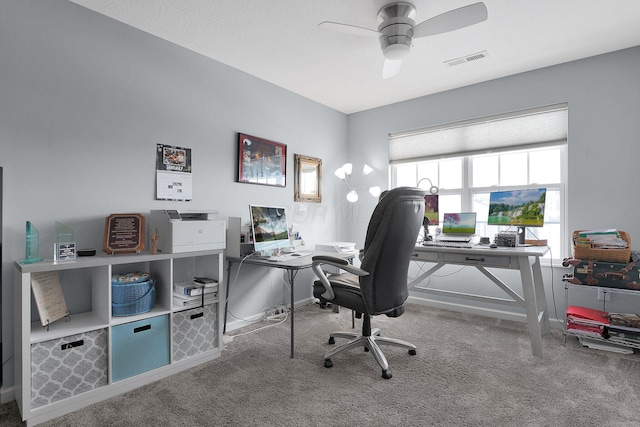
566 305 609 338
173 277 218 309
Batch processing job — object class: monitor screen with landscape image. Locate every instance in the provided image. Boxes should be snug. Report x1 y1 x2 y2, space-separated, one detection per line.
487 188 546 227
249 205 290 254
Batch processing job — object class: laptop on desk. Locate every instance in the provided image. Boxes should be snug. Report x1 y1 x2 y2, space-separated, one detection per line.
437 212 477 243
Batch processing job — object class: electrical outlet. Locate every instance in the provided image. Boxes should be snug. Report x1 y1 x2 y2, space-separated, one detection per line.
597 288 610 301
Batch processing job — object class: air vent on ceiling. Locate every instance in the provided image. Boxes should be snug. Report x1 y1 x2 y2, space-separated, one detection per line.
445 50 488 67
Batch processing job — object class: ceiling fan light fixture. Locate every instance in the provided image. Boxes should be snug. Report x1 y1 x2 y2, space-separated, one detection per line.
319 1 489 79
377 2 416 23
382 42 410 60
377 3 415 61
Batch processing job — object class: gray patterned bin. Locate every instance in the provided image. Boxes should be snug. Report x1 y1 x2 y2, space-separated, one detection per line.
172 304 218 362
31 329 108 408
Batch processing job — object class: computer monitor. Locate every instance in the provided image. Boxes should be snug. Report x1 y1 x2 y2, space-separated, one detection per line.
487 188 546 244
249 205 290 254
442 213 477 234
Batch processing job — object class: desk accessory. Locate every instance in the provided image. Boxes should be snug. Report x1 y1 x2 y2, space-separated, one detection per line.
54 221 76 262
21 221 44 264
77 248 96 257
495 231 518 247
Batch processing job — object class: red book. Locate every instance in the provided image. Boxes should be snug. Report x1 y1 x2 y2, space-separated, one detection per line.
566 306 610 325
567 319 605 337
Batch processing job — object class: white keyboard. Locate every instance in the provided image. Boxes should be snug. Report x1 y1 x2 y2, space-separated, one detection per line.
265 253 312 262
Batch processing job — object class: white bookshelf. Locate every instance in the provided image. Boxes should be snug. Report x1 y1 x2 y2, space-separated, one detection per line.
14 248 225 426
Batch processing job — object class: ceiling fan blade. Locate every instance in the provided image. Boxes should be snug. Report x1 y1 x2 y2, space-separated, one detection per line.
413 2 488 38
383 59 402 79
318 21 379 37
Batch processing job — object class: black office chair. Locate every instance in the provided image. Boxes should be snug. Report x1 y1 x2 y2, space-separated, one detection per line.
311 187 425 379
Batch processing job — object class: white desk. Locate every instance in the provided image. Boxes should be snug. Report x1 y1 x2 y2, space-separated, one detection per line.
409 244 551 357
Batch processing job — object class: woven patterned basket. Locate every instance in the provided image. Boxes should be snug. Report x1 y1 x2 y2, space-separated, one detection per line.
572 230 632 263
111 272 156 316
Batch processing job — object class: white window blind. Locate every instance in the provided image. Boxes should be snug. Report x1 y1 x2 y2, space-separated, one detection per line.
389 103 568 163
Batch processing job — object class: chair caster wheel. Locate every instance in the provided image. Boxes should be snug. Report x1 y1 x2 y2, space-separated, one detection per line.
324 359 333 368
382 369 392 379
328 337 335 345
409 349 417 356
364 347 369 352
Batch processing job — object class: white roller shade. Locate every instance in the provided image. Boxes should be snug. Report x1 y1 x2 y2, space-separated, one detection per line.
389 103 568 163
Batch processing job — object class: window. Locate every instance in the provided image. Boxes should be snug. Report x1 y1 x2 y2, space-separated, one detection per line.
389 104 568 261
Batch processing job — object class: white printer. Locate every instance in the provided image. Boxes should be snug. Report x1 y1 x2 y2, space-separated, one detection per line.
315 242 359 272
315 242 357 254
149 210 225 254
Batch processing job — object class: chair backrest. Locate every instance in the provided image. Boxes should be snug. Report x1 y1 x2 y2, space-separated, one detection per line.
359 187 425 316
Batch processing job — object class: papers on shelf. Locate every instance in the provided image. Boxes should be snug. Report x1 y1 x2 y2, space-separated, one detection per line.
173 294 217 308
173 279 218 308
174 280 218 297
576 229 628 249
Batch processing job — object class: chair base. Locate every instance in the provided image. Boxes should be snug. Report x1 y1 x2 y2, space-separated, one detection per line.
324 326 416 379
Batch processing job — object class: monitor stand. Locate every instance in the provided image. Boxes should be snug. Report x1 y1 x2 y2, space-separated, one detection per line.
517 226 533 246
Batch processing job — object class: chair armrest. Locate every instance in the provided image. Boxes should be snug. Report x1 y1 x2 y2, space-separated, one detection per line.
311 255 368 300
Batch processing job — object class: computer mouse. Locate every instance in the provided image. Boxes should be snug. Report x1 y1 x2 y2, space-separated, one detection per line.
489 243 498 248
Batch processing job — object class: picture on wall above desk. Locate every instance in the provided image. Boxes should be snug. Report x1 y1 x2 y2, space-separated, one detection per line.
156 143 193 201
294 154 322 203
237 133 286 187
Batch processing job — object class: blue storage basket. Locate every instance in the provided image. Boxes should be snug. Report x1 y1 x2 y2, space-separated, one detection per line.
111 272 156 316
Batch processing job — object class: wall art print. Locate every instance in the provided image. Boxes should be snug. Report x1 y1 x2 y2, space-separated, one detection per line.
237 133 286 187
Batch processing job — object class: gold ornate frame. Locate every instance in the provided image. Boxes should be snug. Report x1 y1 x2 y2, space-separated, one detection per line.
294 154 322 203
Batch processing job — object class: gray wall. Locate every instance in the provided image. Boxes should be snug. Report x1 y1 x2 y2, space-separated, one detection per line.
346 47 640 244
0 0 348 391
345 45 640 322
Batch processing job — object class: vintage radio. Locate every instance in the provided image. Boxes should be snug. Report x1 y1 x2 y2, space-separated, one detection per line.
495 231 518 247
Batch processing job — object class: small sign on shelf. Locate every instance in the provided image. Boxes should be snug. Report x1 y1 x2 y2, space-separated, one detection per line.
30 271 70 328
103 213 145 255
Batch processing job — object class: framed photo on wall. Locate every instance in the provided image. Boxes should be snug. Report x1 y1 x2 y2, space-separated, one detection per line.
294 154 322 203
237 133 286 187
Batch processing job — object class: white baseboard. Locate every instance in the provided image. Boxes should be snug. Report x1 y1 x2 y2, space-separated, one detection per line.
408 295 564 329
224 298 316 333
1 386 15 404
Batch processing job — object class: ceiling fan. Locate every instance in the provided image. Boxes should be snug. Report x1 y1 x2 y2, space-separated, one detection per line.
319 2 488 79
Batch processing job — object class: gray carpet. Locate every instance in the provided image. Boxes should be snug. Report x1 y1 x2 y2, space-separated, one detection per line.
2 303 639 426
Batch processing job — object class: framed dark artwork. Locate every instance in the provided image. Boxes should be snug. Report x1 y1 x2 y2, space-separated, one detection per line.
237 133 287 187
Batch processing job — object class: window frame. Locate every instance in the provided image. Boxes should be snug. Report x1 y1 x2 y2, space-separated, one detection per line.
390 144 568 262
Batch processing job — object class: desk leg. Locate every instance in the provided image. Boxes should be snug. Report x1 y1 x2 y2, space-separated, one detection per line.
407 262 446 289
287 269 298 358
518 256 545 357
531 256 551 334
224 260 232 335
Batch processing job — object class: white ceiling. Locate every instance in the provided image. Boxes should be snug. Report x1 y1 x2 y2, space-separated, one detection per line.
69 0 640 114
